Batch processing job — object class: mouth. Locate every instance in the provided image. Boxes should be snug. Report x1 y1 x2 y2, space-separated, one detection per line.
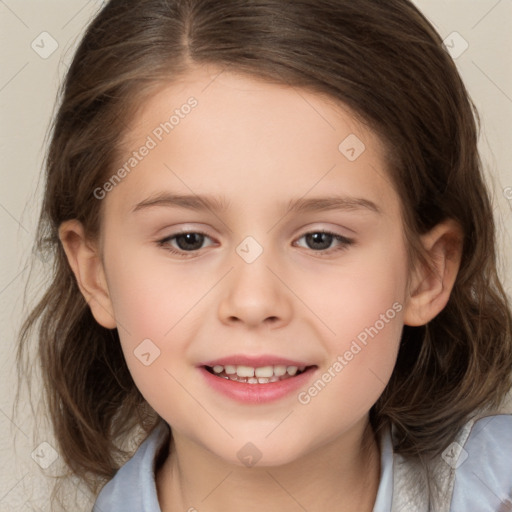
203 364 315 384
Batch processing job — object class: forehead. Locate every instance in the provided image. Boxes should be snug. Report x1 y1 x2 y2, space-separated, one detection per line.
125 66 373 148
104 66 399 221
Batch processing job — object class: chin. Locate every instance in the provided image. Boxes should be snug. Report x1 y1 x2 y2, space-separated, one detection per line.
204 436 309 470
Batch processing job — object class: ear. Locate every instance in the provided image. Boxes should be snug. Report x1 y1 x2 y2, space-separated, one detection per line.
58 220 117 329
403 219 463 326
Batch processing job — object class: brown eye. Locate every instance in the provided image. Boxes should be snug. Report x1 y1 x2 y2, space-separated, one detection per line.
295 231 354 254
173 233 206 251
158 231 215 257
305 232 334 250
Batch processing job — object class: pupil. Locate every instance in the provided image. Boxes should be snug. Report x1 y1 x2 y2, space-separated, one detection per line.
175 233 333 252
177 233 204 251
307 232 332 250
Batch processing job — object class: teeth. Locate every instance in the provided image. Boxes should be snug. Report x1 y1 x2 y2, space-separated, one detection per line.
273 365 287 376
207 363 308 382
236 365 255 378
287 366 298 376
255 366 274 378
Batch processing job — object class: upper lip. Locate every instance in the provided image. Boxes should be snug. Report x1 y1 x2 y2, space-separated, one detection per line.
200 354 315 368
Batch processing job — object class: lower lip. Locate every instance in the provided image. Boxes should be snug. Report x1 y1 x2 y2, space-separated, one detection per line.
199 366 317 404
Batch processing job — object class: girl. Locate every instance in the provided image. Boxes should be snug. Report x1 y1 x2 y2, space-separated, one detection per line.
18 0 512 510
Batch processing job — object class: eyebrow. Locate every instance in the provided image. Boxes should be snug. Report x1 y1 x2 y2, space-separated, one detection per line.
131 192 381 215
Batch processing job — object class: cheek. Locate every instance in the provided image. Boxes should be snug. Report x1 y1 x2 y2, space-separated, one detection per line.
297 235 408 346
294 239 407 403
106 262 196 426
105 244 212 342
295 283 404 440
102 246 217 413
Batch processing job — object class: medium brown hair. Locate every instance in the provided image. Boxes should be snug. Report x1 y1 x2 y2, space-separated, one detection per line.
18 0 512 495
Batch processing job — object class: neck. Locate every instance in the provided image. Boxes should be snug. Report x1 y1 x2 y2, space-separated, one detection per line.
156 418 381 512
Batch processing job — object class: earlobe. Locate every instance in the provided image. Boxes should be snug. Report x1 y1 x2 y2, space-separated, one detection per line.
403 219 463 327
58 220 117 329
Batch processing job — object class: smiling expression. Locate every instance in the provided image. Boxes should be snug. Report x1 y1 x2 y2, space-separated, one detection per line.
95 66 411 466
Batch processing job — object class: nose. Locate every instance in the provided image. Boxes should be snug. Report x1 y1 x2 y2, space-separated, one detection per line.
217 245 293 330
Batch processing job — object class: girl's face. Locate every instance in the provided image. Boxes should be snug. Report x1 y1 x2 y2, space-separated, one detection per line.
98 66 410 466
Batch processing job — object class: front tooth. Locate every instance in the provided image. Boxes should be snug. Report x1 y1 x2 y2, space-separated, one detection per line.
286 366 298 376
236 365 255 377
247 377 258 384
255 366 274 378
225 365 236 375
273 365 287 376
213 365 224 373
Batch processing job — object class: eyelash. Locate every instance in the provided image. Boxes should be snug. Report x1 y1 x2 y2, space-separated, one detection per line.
157 229 354 258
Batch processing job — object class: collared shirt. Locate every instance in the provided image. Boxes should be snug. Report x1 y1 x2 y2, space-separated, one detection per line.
93 414 512 512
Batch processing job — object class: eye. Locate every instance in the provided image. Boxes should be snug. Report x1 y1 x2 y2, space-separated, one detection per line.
157 231 215 257
157 229 354 258
294 230 354 255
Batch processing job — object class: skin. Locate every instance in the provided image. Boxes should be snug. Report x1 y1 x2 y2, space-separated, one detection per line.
59 66 462 511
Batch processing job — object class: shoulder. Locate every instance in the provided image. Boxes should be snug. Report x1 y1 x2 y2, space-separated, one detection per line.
389 413 512 512
450 413 512 511
93 422 169 512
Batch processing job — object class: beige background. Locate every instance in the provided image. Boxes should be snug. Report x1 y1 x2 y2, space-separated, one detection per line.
1 0 511 510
